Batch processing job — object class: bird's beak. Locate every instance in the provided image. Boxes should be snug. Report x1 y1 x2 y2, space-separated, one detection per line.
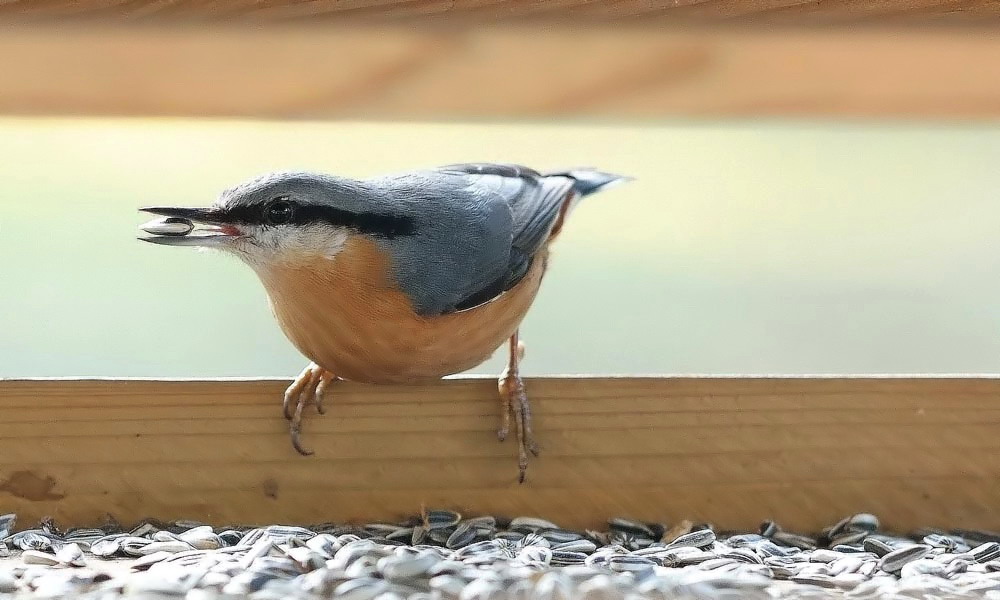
138 206 244 247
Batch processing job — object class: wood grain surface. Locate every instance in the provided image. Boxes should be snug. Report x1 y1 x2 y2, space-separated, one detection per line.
0 377 998 534
0 0 998 24
0 25 999 120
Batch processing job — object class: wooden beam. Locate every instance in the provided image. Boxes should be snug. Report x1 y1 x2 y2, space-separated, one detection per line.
1 1 999 25
1 25 1000 119
2 376 999 533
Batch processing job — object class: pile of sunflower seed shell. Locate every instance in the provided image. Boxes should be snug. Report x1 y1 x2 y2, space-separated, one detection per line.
1 511 1000 599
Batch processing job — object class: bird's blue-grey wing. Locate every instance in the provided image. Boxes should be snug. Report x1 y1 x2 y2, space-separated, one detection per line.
436 164 575 309
435 164 575 311
370 164 574 316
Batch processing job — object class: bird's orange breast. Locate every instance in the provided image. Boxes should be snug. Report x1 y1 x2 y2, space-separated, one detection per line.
255 238 548 384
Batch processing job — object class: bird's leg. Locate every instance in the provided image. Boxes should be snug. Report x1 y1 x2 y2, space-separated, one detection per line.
283 363 337 456
497 331 538 483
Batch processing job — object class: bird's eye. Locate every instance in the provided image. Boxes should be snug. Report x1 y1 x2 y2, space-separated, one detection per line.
265 198 295 225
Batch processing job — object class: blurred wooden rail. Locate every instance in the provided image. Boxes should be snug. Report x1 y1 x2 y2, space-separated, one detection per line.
1 376 999 533
2 0 1000 24
2 25 1000 119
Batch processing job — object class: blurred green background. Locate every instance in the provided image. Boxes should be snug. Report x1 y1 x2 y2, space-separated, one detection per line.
2 118 999 377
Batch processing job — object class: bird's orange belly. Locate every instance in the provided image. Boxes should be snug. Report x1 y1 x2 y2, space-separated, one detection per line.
256 240 547 384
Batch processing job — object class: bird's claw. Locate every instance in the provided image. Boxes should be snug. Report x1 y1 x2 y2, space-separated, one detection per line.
290 417 314 456
283 363 336 456
498 369 538 484
282 364 316 421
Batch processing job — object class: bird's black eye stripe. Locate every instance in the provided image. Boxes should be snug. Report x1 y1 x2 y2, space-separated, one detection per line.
218 201 415 238
298 205 416 238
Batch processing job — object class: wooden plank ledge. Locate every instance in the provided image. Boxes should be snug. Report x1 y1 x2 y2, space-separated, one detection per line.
0 376 998 534
2 25 1000 119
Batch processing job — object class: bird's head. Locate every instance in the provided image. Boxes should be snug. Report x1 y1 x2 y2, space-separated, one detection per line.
139 172 413 269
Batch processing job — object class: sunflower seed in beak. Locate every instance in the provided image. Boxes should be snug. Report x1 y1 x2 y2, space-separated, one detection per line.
141 217 194 237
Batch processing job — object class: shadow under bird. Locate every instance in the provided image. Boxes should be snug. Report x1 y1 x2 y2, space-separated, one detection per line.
138 163 631 482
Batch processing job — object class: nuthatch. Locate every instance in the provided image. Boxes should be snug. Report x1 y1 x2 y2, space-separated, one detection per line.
139 163 630 482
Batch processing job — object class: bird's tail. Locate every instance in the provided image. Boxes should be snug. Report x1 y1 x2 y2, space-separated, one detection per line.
547 168 634 197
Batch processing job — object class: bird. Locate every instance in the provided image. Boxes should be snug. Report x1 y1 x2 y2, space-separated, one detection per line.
139 163 631 482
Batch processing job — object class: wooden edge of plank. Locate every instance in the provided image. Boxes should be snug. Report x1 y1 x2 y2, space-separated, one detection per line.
6 373 1000 382
2 24 1000 119
0 376 998 534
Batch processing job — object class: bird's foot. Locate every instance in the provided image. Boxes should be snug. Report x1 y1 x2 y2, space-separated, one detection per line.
282 363 337 456
496 340 526 443
498 353 538 484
